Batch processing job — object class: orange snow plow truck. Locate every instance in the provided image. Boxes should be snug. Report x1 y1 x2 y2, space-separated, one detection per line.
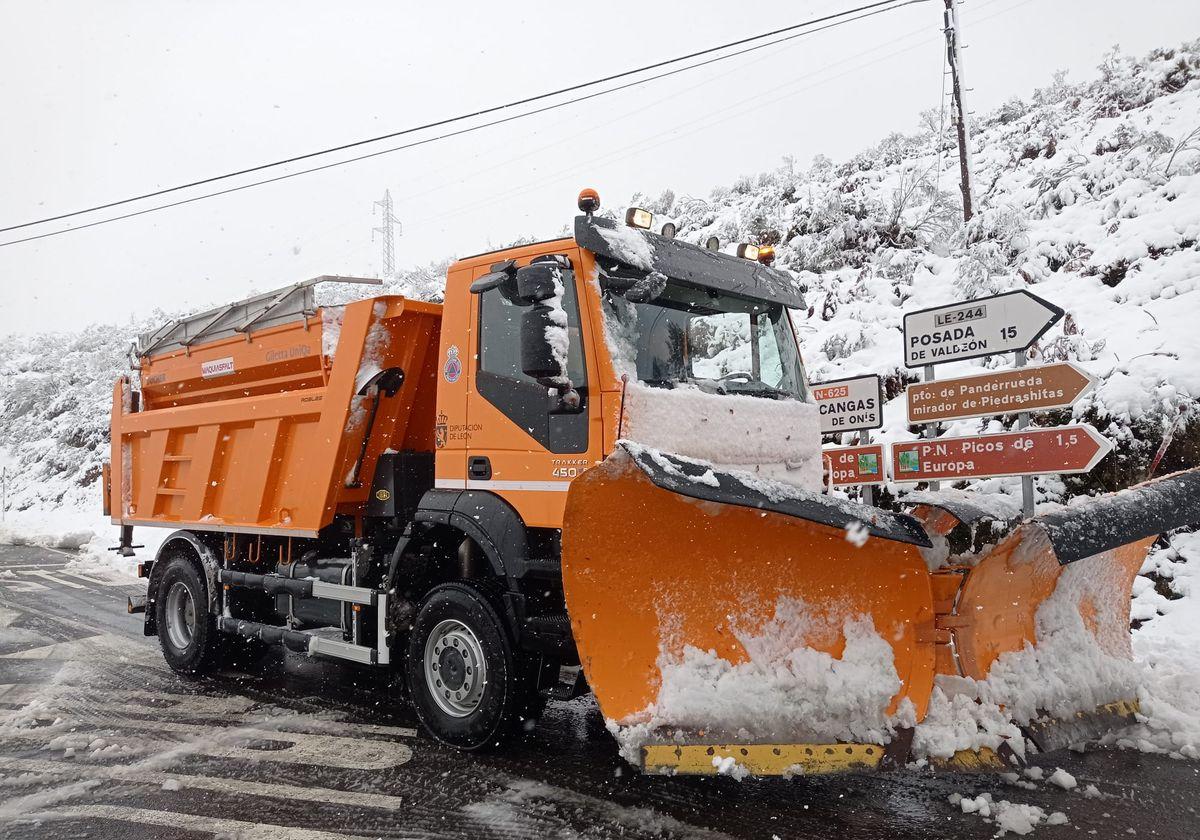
108 191 1199 776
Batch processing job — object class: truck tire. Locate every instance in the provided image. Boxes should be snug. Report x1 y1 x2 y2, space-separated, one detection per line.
155 551 223 677
405 581 534 750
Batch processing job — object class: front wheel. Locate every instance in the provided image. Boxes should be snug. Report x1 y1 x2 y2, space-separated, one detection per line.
155 552 223 676
405 582 534 750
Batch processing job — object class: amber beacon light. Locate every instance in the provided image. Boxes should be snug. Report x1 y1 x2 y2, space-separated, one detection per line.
577 188 601 214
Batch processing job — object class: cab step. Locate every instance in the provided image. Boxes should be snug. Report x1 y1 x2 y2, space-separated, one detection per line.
217 598 390 667
217 569 377 605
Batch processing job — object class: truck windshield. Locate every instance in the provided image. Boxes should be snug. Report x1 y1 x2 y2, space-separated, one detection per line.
602 282 809 401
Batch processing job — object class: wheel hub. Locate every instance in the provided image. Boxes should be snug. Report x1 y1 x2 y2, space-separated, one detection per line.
438 647 467 691
164 581 197 652
424 619 487 717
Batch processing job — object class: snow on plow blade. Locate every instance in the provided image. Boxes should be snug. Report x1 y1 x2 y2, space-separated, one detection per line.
939 468 1200 750
561 445 938 776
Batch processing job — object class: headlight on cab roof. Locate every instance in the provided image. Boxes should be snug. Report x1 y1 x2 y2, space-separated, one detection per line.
736 243 760 261
625 207 653 229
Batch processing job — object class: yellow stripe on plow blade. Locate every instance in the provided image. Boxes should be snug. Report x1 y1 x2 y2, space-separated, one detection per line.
642 743 887 776
930 746 1021 772
1023 698 1141 753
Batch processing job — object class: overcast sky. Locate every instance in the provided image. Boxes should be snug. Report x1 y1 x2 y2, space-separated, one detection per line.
1 0 1195 335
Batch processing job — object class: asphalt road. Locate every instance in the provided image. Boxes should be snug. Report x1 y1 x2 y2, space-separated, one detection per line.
0 543 1197 840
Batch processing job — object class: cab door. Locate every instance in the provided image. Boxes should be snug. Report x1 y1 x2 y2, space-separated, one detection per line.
465 249 600 528
432 267 472 492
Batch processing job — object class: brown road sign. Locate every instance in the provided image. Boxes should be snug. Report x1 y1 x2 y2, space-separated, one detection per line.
824 444 885 487
906 362 1096 424
891 426 1112 482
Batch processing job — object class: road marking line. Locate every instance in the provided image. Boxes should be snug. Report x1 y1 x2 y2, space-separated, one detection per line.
0 683 418 738
0 577 49 592
34 804 376 840
19 569 87 589
4 718 413 770
56 569 134 587
1 757 413 813
0 632 161 666
0 562 69 569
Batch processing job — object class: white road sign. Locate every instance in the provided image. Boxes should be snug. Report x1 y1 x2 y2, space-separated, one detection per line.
811 374 883 434
903 290 1063 368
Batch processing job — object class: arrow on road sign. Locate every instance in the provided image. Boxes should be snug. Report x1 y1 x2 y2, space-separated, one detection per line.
906 362 1096 424
891 425 1111 482
903 290 1064 368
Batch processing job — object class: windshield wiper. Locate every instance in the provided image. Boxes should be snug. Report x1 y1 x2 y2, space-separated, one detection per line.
722 380 791 399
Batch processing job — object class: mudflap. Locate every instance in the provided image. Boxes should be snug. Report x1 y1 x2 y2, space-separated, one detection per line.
561 445 938 775
934 468 1200 748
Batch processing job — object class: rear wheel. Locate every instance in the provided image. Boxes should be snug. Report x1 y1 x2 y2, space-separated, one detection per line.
405 582 536 750
155 552 223 677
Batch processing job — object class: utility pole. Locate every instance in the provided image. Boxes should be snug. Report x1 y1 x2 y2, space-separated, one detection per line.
944 0 975 221
372 190 402 279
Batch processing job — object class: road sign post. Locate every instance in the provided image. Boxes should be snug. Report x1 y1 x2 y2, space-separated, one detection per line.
903 358 1097 517
922 364 940 492
811 375 883 435
891 425 1111 483
905 361 1096 423
1015 350 1035 519
823 443 886 488
903 290 1063 369
858 430 875 506
902 290 1066 516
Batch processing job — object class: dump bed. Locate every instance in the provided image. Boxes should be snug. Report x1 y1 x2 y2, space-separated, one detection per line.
108 286 442 537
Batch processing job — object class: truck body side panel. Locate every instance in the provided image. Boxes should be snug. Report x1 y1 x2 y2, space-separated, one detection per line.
112 296 441 536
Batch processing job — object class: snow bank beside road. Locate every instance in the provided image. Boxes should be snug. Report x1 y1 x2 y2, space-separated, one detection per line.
0 486 159 577
1116 531 1200 757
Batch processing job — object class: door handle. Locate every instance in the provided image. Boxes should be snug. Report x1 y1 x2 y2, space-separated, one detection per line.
468 456 492 480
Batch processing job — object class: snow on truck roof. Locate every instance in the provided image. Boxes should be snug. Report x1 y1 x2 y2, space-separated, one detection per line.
136 275 383 357
451 217 806 310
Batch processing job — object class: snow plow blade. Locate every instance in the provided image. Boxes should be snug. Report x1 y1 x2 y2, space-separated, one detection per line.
945 467 1200 681
561 445 938 775
938 468 1200 746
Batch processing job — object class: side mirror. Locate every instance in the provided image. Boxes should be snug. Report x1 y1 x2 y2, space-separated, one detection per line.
469 259 517 297
520 304 564 383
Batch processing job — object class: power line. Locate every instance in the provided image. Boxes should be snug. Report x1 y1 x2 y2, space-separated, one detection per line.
417 29 948 228
412 0 1028 234
0 0 927 243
